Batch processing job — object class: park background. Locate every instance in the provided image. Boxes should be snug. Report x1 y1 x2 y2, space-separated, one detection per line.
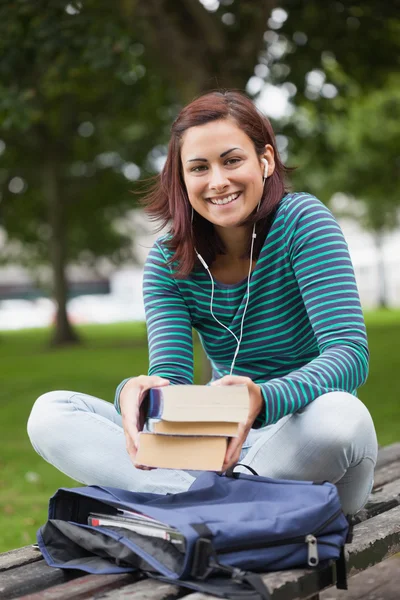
0 0 399 553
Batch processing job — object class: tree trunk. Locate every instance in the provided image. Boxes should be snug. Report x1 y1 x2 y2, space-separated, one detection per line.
43 155 80 346
374 230 389 309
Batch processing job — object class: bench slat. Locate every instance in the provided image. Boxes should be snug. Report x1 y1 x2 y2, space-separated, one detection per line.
0 559 81 600
355 478 400 524
81 579 182 600
373 462 400 489
0 546 42 572
375 443 400 469
17 573 137 600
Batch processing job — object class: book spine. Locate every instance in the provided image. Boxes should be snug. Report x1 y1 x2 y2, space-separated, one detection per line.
147 388 164 419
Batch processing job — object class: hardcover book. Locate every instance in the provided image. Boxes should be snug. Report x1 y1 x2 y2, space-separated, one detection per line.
147 384 249 423
147 418 240 437
136 432 227 471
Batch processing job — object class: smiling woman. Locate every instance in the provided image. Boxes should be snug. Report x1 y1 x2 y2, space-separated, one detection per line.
27 90 378 516
144 91 289 277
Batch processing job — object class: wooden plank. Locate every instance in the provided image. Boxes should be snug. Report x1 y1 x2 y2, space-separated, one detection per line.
373 462 400 489
91 578 183 600
0 546 43 572
320 556 400 600
375 443 400 470
17 573 137 600
354 478 400 524
345 505 400 575
0 558 82 600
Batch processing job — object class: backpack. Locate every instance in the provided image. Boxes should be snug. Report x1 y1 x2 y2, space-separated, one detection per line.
37 466 350 600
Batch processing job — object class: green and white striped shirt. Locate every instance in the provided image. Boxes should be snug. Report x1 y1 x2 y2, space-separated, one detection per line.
116 193 368 425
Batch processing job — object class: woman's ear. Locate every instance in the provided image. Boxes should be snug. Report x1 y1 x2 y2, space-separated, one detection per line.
262 144 275 178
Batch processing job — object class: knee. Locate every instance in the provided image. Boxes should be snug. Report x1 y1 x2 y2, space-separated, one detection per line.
27 391 72 456
302 392 377 460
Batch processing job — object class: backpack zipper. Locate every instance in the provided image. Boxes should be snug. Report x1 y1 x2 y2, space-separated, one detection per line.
217 508 343 567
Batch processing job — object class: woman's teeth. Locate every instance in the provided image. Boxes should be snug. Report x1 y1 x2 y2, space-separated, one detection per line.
208 192 241 206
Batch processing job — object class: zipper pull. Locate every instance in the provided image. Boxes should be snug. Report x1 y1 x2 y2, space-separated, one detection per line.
305 534 319 566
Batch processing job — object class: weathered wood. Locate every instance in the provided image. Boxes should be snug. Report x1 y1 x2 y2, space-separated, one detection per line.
354 478 400 524
17 573 137 600
373 461 400 489
320 555 400 600
94 578 183 599
0 546 43 572
0 558 82 600
345 505 400 576
375 443 400 470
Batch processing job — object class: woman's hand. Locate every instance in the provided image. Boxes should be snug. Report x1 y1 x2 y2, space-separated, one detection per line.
211 375 264 472
119 375 170 469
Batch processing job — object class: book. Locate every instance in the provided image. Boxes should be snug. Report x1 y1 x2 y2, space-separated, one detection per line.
147 384 249 423
148 418 240 437
87 512 186 550
135 432 227 470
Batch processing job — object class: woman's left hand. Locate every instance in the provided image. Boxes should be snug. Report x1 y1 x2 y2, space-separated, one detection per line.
211 375 264 472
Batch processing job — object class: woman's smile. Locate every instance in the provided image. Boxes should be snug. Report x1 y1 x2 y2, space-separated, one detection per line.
207 191 242 206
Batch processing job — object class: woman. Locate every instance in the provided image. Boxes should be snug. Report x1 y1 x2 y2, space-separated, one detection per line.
28 90 377 515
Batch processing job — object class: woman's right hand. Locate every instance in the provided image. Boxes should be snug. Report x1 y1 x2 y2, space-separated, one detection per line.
119 375 170 469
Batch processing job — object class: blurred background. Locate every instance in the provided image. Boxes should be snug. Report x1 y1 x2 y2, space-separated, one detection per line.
0 0 399 552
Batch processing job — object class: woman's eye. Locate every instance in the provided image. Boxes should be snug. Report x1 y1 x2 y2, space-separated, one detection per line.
225 158 241 166
191 165 207 172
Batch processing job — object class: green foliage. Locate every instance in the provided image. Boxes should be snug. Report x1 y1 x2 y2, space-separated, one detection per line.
0 0 171 269
256 1 400 231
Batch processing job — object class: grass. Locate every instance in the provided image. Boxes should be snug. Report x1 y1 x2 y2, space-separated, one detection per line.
1 310 400 552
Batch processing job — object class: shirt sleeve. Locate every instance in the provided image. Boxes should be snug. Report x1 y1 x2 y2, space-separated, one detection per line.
114 240 194 413
258 194 369 426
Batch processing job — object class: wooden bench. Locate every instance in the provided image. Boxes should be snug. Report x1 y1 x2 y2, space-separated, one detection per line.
2 443 400 600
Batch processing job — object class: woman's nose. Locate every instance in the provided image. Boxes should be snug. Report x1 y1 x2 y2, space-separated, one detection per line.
209 166 230 191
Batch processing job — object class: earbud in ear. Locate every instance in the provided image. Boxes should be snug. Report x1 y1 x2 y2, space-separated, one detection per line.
261 158 269 180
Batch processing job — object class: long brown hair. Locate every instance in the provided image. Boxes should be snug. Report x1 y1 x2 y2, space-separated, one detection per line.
142 90 290 278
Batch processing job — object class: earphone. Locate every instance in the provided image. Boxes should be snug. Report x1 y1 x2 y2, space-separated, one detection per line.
261 157 269 180
194 157 269 375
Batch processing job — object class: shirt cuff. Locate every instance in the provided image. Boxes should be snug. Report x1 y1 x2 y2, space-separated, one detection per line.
114 377 134 414
253 387 267 428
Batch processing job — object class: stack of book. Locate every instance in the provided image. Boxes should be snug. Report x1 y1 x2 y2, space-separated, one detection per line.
135 385 249 471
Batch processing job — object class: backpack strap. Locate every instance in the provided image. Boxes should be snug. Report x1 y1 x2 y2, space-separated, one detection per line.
188 523 270 599
225 464 259 478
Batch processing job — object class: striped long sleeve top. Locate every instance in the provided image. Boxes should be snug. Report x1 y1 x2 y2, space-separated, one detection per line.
115 193 369 426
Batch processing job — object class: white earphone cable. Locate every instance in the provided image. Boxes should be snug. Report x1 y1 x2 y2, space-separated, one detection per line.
194 159 268 375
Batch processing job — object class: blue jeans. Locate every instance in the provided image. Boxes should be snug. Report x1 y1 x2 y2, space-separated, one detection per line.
27 390 377 515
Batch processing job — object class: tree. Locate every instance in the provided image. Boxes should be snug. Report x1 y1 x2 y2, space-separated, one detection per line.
312 80 400 307
0 0 172 344
1 0 399 348
0 0 274 346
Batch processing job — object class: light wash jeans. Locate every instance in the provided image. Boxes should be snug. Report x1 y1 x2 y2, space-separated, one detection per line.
27 390 377 515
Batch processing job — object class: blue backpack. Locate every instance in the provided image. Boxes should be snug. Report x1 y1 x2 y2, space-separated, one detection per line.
37 467 350 599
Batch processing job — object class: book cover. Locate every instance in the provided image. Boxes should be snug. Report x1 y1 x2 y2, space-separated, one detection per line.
136 432 227 471
87 513 185 550
147 384 249 423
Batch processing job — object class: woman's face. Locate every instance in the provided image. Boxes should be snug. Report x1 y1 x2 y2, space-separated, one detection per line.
180 118 274 229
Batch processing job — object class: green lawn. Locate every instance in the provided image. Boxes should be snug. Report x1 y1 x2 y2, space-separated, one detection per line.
1 311 400 552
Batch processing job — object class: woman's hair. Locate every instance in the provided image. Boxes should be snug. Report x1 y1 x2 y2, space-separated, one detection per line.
142 89 291 278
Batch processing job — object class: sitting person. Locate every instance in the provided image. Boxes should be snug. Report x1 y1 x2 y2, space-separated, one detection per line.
27 90 377 516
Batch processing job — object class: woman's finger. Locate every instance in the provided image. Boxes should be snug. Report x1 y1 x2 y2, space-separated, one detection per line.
211 375 250 386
